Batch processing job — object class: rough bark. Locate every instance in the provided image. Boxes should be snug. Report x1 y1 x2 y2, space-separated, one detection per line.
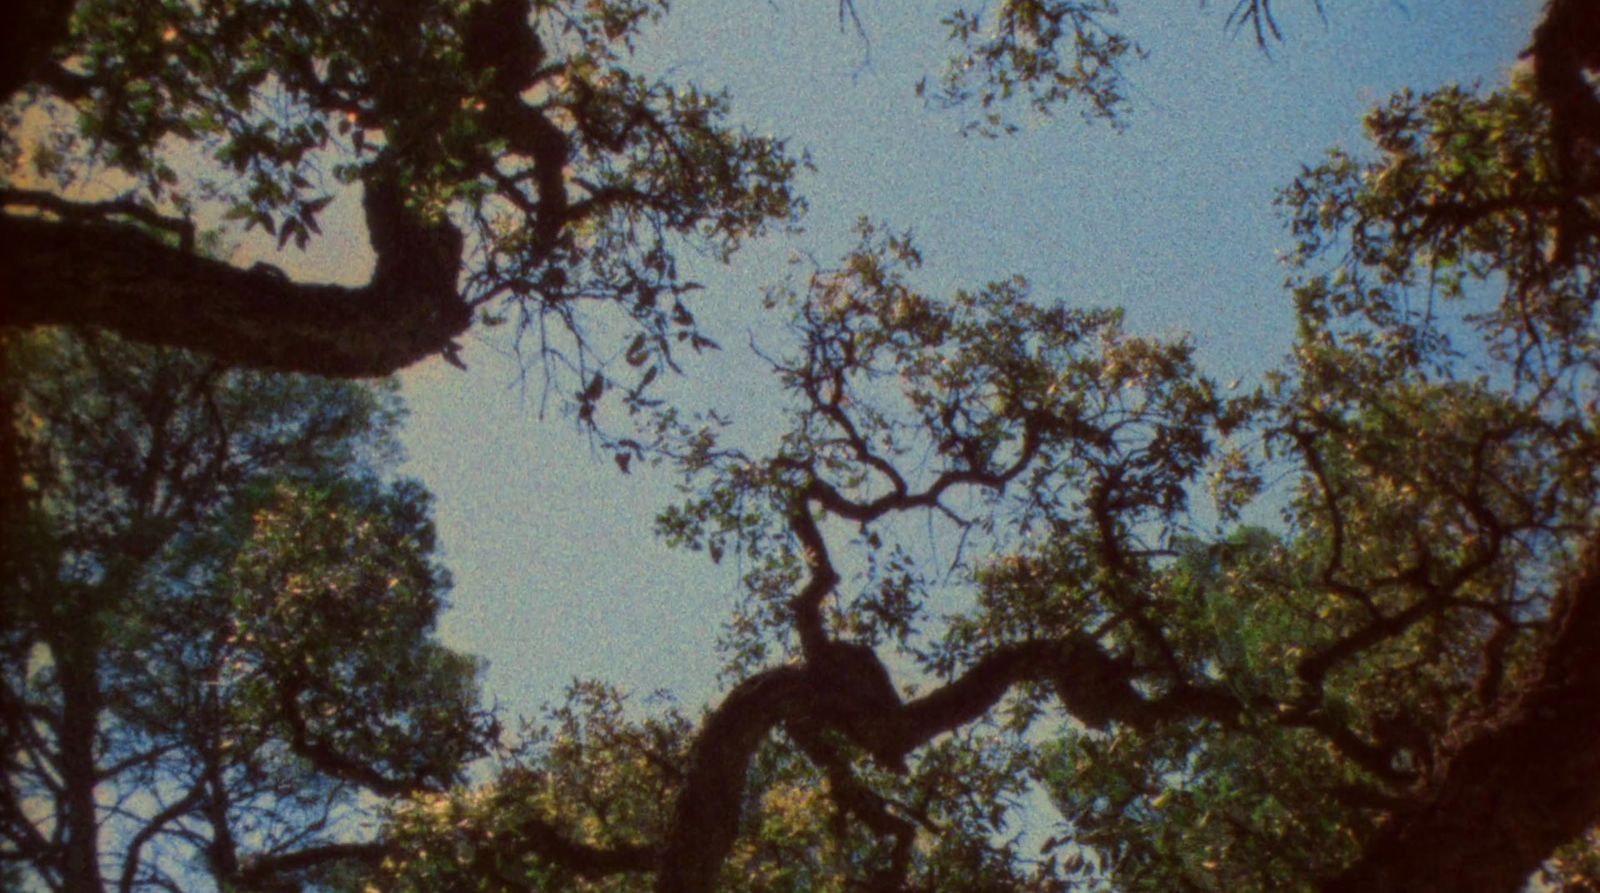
1324 536 1600 893
1526 0 1600 263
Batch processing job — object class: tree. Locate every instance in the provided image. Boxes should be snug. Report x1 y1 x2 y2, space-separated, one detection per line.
369 17 1600 893
0 329 494 893
5 1 1600 893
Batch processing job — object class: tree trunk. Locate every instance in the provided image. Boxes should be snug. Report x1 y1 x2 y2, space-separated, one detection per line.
56 634 104 893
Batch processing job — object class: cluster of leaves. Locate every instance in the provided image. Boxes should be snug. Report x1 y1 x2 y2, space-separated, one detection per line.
659 219 1227 661
227 479 490 796
380 682 683 893
917 0 1318 136
1031 73 1600 892
922 0 1139 136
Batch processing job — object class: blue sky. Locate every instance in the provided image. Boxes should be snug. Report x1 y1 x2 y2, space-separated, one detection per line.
357 1 1545 726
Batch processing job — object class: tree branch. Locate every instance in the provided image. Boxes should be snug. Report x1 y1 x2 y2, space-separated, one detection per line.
233 842 388 887
274 681 435 799
657 667 816 893
117 782 206 893
0 169 468 378
496 816 657 879
0 0 76 100
653 633 1238 893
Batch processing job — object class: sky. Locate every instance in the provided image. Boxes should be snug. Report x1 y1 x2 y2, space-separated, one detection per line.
287 1 1547 729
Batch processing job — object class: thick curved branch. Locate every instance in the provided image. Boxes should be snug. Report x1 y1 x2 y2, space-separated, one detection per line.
1324 533 1600 892
1528 0 1600 159
657 667 815 893
893 637 1235 756
0 170 468 378
654 634 1236 893
1525 0 1600 263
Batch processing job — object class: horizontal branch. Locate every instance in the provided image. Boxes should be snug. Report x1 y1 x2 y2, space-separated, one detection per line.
233 842 387 887
0 171 469 378
275 683 435 799
892 637 1236 756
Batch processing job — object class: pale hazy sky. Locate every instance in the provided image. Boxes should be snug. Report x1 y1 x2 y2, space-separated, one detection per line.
316 1 1545 726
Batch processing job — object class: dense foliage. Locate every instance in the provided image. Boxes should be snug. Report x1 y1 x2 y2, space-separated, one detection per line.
0 331 492 893
5 1 1600 893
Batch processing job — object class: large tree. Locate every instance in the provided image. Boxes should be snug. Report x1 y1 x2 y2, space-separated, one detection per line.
6 2 1600 893
0 330 494 893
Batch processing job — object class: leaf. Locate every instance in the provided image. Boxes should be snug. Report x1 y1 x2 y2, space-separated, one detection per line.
277 218 297 250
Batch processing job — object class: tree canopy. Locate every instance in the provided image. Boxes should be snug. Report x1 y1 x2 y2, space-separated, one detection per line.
1 330 494 893
5 1 1600 893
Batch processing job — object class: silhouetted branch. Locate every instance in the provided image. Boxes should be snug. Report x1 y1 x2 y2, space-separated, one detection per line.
1 167 469 377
